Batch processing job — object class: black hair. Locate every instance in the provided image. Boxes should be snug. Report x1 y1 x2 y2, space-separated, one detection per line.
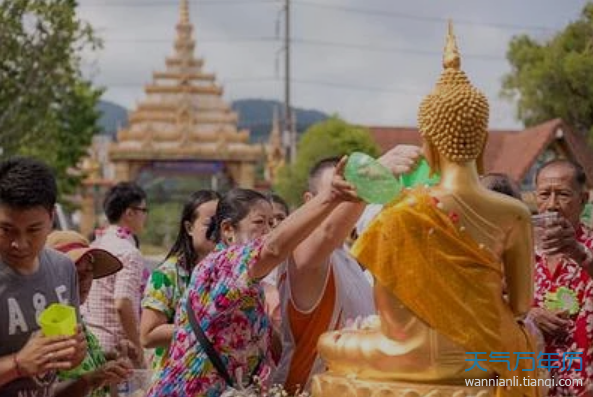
103 182 147 224
0 157 57 212
481 173 522 200
535 159 587 189
308 156 341 193
267 192 289 215
206 188 269 243
166 190 221 271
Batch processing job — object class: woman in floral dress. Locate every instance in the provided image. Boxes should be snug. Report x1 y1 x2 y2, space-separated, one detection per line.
147 158 357 396
141 190 220 376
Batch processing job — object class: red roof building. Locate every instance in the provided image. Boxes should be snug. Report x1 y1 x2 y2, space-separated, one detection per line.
368 119 593 191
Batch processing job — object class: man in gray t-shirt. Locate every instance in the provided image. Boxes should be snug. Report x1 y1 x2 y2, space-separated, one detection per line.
0 157 86 397
0 248 79 396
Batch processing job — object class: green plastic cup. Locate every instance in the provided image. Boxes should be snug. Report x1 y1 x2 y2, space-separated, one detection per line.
39 303 77 337
400 159 440 188
345 152 402 204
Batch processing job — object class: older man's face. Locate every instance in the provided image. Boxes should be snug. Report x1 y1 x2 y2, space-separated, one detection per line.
536 164 587 227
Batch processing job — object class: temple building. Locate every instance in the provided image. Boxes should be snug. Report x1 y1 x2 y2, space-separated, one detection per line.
109 0 262 189
79 0 262 236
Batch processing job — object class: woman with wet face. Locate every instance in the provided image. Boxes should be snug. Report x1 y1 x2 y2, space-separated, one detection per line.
147 158 358 396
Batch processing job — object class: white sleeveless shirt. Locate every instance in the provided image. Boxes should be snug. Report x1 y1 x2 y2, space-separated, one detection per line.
273 247 375 391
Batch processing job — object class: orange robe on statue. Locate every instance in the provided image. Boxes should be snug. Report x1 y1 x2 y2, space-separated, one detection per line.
352 189 540 397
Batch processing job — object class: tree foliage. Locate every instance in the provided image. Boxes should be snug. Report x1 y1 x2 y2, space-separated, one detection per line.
273 116 379 206
501 3 593 136
0 0 102 197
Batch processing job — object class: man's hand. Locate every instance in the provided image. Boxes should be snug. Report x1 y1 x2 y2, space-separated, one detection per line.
68 326 88 370
378 145 423 176
539 216 589 265
528 307 571 337
326 156 359 203
116 339 145 369
16 331 79 376
84 359 132 389
540 216 577 254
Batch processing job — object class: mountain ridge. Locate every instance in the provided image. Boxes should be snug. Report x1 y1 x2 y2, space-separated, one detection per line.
97 99 329 143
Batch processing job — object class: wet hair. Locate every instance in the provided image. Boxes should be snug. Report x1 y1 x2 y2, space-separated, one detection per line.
103 182 147 224
481 173 522 200
267 192 289 215
535 159 587 189
308 157 341 193
166 190 220 271
0 157 57 212
206 188 269 243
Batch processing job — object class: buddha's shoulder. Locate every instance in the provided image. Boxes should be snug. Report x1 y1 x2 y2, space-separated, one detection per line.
425 187 531 222
480 189 532 221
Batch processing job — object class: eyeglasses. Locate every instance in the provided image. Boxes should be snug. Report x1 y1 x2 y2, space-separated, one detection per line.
131 206 149 214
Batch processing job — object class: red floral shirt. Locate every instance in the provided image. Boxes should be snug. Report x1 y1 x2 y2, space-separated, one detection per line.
534 224 593 396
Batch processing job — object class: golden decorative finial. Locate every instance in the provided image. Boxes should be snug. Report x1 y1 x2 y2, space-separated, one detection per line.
443 20 461 70
180 0 190 25
418 22 489 170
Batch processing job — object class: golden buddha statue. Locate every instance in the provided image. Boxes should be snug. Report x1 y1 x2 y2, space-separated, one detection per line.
314 23 540 397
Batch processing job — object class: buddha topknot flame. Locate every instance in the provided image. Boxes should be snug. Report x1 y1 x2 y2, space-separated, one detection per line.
418 21 490 172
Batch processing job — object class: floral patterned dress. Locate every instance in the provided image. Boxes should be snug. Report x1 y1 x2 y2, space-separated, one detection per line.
533 224 593 396
146 239 273 397
142 256 190 374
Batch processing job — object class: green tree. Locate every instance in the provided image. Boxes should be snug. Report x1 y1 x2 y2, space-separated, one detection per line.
274 116 379 206
0 0 102 197
501 3 593 136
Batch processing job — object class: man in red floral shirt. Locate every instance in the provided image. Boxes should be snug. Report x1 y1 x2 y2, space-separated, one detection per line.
529 159 593 397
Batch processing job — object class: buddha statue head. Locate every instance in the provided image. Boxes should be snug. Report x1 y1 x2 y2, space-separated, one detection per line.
418 22 489 174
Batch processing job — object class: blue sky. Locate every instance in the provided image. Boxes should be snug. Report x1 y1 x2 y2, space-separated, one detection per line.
79 0 589 129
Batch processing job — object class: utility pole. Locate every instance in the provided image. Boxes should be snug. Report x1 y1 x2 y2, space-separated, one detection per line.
283 0 296 163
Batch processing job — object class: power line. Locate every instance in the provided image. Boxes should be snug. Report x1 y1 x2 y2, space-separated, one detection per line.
93 77 277 87
97 35 505 61
292 1 555 32
80 0 277 7
101 37 279 44
79 0 556 32
94 77 426 95
292 38 505 61
292 78 423 95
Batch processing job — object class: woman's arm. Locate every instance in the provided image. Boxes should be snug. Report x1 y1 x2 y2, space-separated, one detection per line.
293 144 421 273
250 157 358 279
140 309 174 349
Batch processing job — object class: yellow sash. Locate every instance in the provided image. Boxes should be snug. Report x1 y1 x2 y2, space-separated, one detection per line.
352 189 538 397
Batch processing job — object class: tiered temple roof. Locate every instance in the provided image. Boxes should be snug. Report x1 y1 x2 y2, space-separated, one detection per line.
110 0 261 161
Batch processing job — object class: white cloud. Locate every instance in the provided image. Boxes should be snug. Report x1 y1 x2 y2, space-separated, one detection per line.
77 0 589 129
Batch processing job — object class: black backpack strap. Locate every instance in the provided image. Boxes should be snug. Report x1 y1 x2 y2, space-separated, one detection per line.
186 299 235 387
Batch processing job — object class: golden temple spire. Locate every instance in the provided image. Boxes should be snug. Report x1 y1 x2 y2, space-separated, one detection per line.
180 0 190 25
443 20 461 70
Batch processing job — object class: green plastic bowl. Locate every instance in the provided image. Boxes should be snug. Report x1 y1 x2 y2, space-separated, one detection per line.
400 159 440 188
39 303 77 337
345 152 402 204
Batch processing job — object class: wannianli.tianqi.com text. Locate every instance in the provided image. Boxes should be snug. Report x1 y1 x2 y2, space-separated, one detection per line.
465 377 583 388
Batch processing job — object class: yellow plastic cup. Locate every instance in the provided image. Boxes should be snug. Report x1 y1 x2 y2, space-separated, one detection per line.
38 303 77 336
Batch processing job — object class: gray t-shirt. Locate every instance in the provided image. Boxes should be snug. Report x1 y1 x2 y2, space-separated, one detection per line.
0 248 79 397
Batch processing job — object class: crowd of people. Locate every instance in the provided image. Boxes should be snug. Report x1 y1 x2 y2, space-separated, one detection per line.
0 149 592 397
